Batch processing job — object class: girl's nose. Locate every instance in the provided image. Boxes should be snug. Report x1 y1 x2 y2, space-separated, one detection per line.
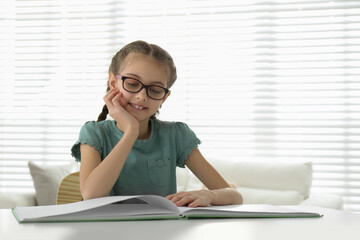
136 88 148 101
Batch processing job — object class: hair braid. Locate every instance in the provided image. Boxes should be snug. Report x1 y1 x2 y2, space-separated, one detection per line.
97 104 109 122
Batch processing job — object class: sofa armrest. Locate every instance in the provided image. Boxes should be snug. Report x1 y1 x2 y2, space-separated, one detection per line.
0 192 36 209
300 193 343 210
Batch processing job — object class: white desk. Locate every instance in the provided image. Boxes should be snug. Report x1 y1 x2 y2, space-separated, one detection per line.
1 206 360 240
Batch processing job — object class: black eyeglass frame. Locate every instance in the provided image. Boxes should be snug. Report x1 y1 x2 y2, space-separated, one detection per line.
115 75 169 100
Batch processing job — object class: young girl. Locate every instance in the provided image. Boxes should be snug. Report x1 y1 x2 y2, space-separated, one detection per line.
71 40 242 207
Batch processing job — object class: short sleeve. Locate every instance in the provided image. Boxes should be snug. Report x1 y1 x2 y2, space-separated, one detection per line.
71 121 103 162
174 122 201 168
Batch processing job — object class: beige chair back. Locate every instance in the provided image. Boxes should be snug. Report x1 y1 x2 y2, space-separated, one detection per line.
56 171 83 204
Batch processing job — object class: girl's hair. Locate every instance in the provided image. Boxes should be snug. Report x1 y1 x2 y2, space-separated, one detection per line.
97 40 177 122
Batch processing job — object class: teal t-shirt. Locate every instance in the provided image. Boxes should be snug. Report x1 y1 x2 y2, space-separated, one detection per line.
71 119 200 197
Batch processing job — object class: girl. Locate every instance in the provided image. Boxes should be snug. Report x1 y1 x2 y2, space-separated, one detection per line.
71 40 242 207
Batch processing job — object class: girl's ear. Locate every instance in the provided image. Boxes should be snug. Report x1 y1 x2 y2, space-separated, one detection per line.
108 73 117 90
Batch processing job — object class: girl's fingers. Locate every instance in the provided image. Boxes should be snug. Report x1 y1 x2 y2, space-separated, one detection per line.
166 192 186 203
166 192 181 199
111 90 120 103
166 191 212 207
103 88 117 98
103 88 118 102
112 91 128 109
173 196 191 206
104 89 119 108
188 199 202 208
168 193 197 207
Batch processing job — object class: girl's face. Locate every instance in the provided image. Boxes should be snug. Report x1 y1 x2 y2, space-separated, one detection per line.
109 53 171 124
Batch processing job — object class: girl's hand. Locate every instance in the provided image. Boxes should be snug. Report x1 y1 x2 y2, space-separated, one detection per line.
103 88 139 134
166 190 215 208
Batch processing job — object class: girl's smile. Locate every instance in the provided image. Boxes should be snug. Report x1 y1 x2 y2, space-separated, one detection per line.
129 103 147 111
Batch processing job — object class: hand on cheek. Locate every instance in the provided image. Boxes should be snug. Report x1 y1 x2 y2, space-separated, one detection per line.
103 88 139 133
113 90 127 108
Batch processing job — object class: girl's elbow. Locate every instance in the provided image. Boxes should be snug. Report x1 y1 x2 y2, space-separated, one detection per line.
234 191 243 204
80 186 107 200
228 188 243 205
81 192 93 201
80 189 93 200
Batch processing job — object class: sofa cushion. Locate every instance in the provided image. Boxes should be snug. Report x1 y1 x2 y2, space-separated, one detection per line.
207 159 312 198
28 161 78 205
300 193 344 210
0 192 36 209
238 187 304 205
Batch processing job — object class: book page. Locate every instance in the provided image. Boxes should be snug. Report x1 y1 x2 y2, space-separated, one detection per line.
39 204 179 221
14 195 179 221
136 195 180 213
14 196 136 220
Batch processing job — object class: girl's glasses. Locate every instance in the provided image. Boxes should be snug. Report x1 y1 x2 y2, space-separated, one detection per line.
116 75 169 100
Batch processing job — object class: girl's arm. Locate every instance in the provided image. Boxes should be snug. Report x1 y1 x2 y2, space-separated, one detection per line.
79 131 137 200
166 148 243 207
79 88 139 200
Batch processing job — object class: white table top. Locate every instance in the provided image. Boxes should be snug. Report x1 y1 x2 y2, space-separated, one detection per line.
1 205 360 240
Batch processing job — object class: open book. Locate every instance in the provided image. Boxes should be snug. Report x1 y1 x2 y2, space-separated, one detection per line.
12 195 322 223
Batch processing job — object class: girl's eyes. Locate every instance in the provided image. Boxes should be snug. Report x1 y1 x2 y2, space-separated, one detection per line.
149 87 162 94
127 80 140 87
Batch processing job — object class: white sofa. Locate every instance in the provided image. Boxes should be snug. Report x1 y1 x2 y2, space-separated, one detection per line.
177 158 343 210
0 159 343 210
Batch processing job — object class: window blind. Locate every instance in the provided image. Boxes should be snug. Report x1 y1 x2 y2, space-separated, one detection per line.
118 0 360 212
0 0 121 191
1 0 359 212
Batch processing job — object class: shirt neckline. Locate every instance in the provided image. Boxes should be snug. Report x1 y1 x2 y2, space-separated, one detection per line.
110 119 155 145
